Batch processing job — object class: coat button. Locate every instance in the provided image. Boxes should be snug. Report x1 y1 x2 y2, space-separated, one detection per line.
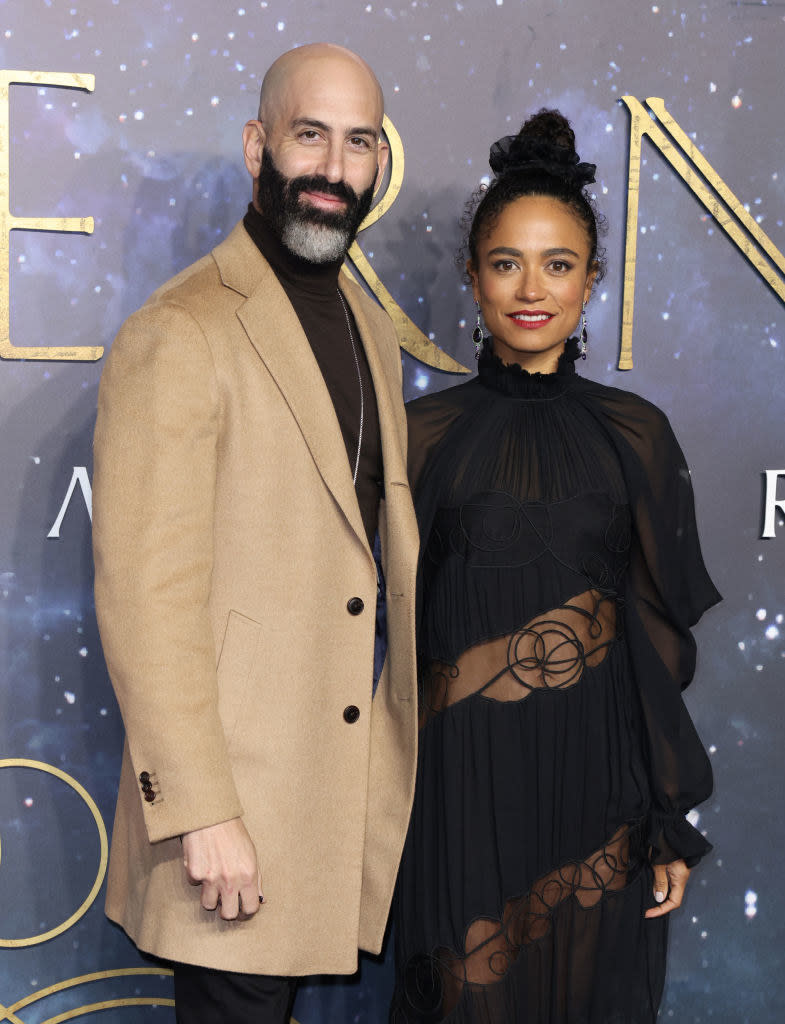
347 597 364 615
139 771 150 783
143 791 156 803
343 705 360 724
141 781 153 793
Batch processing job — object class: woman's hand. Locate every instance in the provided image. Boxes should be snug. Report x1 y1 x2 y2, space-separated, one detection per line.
644 858 690 918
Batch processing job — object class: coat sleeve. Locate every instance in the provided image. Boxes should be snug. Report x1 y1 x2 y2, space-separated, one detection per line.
596 389 720 867
93 299 244 843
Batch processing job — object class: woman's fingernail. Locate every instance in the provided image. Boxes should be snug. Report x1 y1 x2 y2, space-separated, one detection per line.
654 891 665 903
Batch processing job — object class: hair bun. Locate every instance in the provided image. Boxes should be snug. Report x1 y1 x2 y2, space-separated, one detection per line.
488 109 596 189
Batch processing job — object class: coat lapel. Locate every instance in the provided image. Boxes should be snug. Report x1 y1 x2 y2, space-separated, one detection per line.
214 224 370 555
339 272 408 492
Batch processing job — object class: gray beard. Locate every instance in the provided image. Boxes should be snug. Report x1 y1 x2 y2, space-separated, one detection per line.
281 217 352 263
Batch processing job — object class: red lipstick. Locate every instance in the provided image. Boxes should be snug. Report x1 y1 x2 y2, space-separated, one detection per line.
506 309 555 330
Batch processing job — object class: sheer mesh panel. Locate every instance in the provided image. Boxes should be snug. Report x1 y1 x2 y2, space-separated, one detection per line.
422 589 617 724
437 826 634 1008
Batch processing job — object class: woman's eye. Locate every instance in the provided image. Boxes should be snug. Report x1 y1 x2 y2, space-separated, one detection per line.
493 260 516 272
549 260 572 273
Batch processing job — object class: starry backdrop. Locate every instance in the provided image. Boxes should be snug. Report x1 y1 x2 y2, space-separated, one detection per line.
0 1 783 1021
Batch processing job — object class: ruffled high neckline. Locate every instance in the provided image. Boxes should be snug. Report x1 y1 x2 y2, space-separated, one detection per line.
477 337 579 399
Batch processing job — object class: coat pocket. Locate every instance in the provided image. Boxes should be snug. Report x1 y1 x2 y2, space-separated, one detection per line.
216 609 262 752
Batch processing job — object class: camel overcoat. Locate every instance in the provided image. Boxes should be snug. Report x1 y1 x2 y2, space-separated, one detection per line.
92 221 419 976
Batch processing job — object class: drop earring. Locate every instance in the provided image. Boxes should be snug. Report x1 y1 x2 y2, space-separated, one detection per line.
578 303 588 359
472 301 484 359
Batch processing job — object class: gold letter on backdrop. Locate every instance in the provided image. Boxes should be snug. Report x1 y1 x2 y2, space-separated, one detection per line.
620 96 785 370
349 115 468 374
0 99 461 371
0 70 101 361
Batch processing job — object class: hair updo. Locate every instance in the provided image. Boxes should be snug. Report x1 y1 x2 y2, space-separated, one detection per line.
464 109 606 281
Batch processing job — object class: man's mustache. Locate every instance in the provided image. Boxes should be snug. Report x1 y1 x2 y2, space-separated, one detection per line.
287 175 358 205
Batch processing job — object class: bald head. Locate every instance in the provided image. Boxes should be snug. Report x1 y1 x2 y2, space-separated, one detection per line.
258 43 384 131
241 43 389 263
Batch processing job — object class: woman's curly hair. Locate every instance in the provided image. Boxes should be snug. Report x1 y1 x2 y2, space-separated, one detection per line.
460 109 607 282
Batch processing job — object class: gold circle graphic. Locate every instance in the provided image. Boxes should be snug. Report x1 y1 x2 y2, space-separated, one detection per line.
0 759 109 948
0 968 303 1023
0 969 173 1024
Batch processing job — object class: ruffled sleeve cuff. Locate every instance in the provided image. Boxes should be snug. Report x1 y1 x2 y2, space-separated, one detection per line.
647 809 712 869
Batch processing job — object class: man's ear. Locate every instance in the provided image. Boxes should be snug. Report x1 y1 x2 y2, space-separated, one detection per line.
374 140 390 193
242 120 266 180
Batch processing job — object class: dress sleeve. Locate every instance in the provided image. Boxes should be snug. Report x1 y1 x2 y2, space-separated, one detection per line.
406 394 456 494
594 389 721 867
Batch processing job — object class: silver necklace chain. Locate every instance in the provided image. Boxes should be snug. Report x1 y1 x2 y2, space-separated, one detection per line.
337 290 365 486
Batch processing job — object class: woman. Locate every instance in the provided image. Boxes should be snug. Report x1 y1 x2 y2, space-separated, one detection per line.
391 110 719 1023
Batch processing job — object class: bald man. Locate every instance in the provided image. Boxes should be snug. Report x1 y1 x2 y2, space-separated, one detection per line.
93 44 419 1022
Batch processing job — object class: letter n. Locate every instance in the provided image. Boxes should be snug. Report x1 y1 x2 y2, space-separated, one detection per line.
620 97 785 370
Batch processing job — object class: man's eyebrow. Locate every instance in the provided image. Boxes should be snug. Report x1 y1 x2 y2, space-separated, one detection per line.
290 117 378 139
290 117 332 133
345 125 379 139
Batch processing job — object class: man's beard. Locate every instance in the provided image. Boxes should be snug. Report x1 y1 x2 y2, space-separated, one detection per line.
257 148 375 263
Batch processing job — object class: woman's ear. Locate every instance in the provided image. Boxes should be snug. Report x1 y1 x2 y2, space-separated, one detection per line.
583 262 599 305
467 260 480 304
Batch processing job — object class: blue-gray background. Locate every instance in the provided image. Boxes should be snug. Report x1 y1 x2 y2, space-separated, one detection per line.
0 1 782 1021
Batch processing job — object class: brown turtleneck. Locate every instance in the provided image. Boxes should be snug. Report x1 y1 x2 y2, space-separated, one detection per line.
243 204 383 547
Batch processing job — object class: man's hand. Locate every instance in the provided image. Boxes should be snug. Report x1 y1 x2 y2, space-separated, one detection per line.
644 858 690 918
182 817 263 921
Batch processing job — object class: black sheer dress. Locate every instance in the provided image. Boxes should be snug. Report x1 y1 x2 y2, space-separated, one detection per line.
391 341 720 1024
